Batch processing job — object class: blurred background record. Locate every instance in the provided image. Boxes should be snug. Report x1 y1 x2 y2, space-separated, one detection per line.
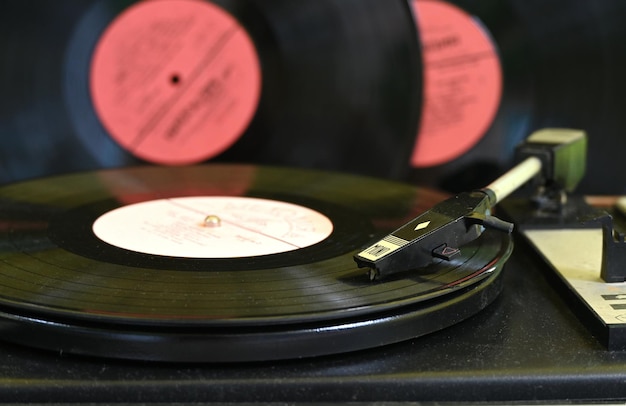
0 0 421 184
4 0 626 196
409 0 626 195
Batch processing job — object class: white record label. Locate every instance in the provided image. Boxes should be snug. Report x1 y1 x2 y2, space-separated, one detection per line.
92 196 334 258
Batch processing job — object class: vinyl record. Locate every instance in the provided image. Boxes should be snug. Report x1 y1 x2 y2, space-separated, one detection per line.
408 0 626 195
0 0 421 183
0 164 512 362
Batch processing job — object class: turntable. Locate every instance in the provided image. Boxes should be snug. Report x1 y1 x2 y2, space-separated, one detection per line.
3 0 626 402
0 129 624 403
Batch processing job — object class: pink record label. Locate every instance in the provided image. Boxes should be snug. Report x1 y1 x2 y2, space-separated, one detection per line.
89 0 261 165
411 0 502 167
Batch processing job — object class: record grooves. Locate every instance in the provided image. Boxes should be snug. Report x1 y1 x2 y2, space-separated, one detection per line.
0 165 511 362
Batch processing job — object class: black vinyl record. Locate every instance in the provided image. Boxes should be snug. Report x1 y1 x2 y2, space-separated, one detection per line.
0 0 421 183
408 0 626 195
0 164 511 362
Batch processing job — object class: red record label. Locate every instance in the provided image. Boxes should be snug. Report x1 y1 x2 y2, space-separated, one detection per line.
89 0 262 165
411 0 503 167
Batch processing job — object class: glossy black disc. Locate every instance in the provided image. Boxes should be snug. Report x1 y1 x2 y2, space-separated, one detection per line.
0 165 511 362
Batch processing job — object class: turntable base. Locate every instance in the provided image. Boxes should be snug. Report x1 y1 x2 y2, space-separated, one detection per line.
0 236 624 403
